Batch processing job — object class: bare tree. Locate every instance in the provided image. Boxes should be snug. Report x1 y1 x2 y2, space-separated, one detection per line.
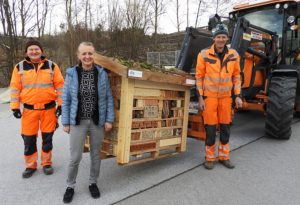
194 0 202 27
186 0 189 27
0 0 7 35
175 0 182 32
107 0 123 32
124 0 151 30
19 0 35 37
84 0 90 39
65 0 75 64
149 0 166 44
214 0 232 16
0 0 17 84
36 0 52 38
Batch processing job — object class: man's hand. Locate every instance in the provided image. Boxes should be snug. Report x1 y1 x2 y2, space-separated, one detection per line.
12 109 22 119
235 97 243 109
104 122 113 132
198 96 205 111
55 106 62 117
63 125 70 134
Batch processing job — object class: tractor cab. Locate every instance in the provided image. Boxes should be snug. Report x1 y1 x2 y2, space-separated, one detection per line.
177 0 300 139
229 0 300 65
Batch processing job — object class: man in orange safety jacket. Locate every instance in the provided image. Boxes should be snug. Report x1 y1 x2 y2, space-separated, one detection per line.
10 38 64 178
196 24 243 170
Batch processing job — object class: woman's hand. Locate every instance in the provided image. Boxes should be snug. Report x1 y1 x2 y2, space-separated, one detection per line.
63 125 70 134
104 122 113 132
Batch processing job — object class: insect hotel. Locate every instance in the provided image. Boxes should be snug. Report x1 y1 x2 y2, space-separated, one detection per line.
88 53 195 165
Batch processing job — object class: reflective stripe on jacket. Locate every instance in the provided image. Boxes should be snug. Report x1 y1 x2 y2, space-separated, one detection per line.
10 56 64 109
196 44 241 98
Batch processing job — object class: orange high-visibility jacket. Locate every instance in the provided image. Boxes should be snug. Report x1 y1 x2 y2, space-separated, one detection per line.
10 56 64 110
196 44 241 98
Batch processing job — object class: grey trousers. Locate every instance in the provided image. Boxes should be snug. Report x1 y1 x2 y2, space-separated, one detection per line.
66 120 104 188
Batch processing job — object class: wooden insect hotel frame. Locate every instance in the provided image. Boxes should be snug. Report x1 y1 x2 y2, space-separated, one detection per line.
91 53 195 165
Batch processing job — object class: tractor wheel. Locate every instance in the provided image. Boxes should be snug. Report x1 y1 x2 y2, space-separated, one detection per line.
265 76 297 139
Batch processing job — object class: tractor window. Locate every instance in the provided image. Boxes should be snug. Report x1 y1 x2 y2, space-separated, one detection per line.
285 18 300 64
243 9 283 38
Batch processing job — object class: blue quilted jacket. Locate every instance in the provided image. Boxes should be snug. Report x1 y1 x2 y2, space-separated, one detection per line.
61 65 114 126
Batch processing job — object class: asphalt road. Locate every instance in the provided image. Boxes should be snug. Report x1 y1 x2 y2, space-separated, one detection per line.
0 102 299 205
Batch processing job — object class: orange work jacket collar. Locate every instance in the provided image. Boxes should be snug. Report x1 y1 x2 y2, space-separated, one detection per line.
207 44 229 57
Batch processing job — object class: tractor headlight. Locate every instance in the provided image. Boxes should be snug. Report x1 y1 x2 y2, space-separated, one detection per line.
283 3 289 9
287 16 295 24
275 3 280 9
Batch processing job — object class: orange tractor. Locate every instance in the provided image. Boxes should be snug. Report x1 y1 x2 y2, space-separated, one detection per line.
177 0 300 139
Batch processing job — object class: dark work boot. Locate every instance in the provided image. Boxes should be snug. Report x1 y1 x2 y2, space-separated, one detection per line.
43 165 54 175
22 168 37 178
204 161 215 170
63 187 74 203
219 160 235 169
89 183 101 199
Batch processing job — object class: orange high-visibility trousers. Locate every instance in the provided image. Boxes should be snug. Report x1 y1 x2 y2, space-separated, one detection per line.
21 107 56 168
203 97 232 161
218 143 230 161
203 97 232 125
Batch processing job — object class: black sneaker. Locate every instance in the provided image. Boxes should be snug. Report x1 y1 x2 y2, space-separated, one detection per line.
43 165 54 175
22 168 37 178
63 187 74 203
219 160 235 169
89 183 100 199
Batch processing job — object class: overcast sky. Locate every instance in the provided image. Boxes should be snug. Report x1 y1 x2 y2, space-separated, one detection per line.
0 0 261 36
46 0 261 35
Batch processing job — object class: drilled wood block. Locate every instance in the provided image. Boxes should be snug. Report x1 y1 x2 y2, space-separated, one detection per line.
160 129 173 138
144 106 159 118
142 130 155 140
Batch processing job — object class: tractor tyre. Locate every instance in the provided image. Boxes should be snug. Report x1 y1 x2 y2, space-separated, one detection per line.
265 76 297 139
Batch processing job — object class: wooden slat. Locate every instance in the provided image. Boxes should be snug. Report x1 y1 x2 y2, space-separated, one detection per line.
134 88 161 97
131 125 183 133
159 137 182 147
132 117 183 122
117 77 134 164
119 151 181 166
133 96 185 100
134 79 188 91
94 53 127 77
179 89 190 151
129 68 194 86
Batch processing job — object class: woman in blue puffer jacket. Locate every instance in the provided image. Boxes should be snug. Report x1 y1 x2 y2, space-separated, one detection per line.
61 41 114 203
